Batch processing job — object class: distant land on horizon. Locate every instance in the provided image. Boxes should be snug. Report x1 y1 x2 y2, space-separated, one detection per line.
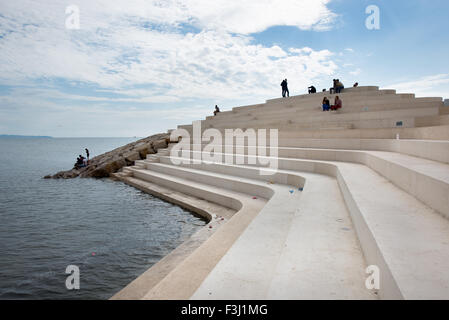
0 134 53 138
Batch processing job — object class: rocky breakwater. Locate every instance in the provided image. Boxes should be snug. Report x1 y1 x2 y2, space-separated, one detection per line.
44 133 172 179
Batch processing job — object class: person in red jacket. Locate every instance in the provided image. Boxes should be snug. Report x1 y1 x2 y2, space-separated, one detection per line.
331 96 342 110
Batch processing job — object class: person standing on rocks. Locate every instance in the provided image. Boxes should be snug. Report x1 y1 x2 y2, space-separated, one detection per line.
85 148 90 162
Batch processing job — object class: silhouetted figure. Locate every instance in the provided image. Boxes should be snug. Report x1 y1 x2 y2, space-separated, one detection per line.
281 79 289 97
353 82 359 87
85 148 90 161
213 105 220 116
308 86 316 94
75 155 86 169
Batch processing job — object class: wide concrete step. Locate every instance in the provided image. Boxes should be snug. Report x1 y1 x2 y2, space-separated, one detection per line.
208 100 442 123
230 93 434 116
143 162 276 200
416 114 449 127
123 170 268 300
191 170 376 299
151 153 449 299
177 124 449 141
209 117 411 131
163 154 449 299
148 157 375 299
336 161 449 299
228 89 402 114
206 106 440 128
172 147 449 218
216 95 437 116
192 138 449 164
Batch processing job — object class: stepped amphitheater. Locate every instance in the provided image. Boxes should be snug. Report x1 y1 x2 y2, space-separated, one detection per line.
111 86 449 300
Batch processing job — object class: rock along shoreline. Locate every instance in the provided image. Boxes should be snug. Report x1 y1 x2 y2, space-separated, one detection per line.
44 133 170 179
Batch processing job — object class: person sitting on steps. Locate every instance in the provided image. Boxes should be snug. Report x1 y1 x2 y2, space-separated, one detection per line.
322 97 330 111
308 85 316 94
335 79 344 93
331 96 342 111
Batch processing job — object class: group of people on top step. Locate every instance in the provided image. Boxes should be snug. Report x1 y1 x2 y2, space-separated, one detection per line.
322 96 342 111
74 148 90 169
211 78 354 115
282 79 349 98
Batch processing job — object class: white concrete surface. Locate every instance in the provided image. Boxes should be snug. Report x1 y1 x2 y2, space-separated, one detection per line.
112 85 449 300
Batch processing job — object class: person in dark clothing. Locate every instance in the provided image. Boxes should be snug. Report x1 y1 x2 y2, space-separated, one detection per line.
85 148 90 161
308 86 316 94
281 80 286 97
213 105 220 116
75 155 86 169
281 79 289 98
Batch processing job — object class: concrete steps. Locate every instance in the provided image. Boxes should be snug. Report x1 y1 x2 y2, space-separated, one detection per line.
210 98 441 122
173 146 449 218
205 107 440 130
136 158 376 299
194 138 449 164
192 171 376 300
160 152 449 299
207 102 442 126
112 85 449 300
178 124 449 140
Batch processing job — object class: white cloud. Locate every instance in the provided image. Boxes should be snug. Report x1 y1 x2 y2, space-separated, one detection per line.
349 68 362 76
388 74 449 98
0 0 339 136
0 1 338 98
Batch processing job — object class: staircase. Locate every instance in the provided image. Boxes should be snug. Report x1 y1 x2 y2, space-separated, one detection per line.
112 86 449 300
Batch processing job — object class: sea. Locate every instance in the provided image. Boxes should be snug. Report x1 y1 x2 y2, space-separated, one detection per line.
0 137 206 299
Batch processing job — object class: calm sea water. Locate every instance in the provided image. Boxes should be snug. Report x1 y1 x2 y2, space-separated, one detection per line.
0 137 205 300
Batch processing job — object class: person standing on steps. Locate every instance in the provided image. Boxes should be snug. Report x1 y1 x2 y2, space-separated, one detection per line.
281 79 289 98
281 79 286 97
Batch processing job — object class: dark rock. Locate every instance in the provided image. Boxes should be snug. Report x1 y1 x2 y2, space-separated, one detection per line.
152 139 168 151
90 159 127 178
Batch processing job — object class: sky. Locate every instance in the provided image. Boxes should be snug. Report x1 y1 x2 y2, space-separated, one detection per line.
0 0 448 137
